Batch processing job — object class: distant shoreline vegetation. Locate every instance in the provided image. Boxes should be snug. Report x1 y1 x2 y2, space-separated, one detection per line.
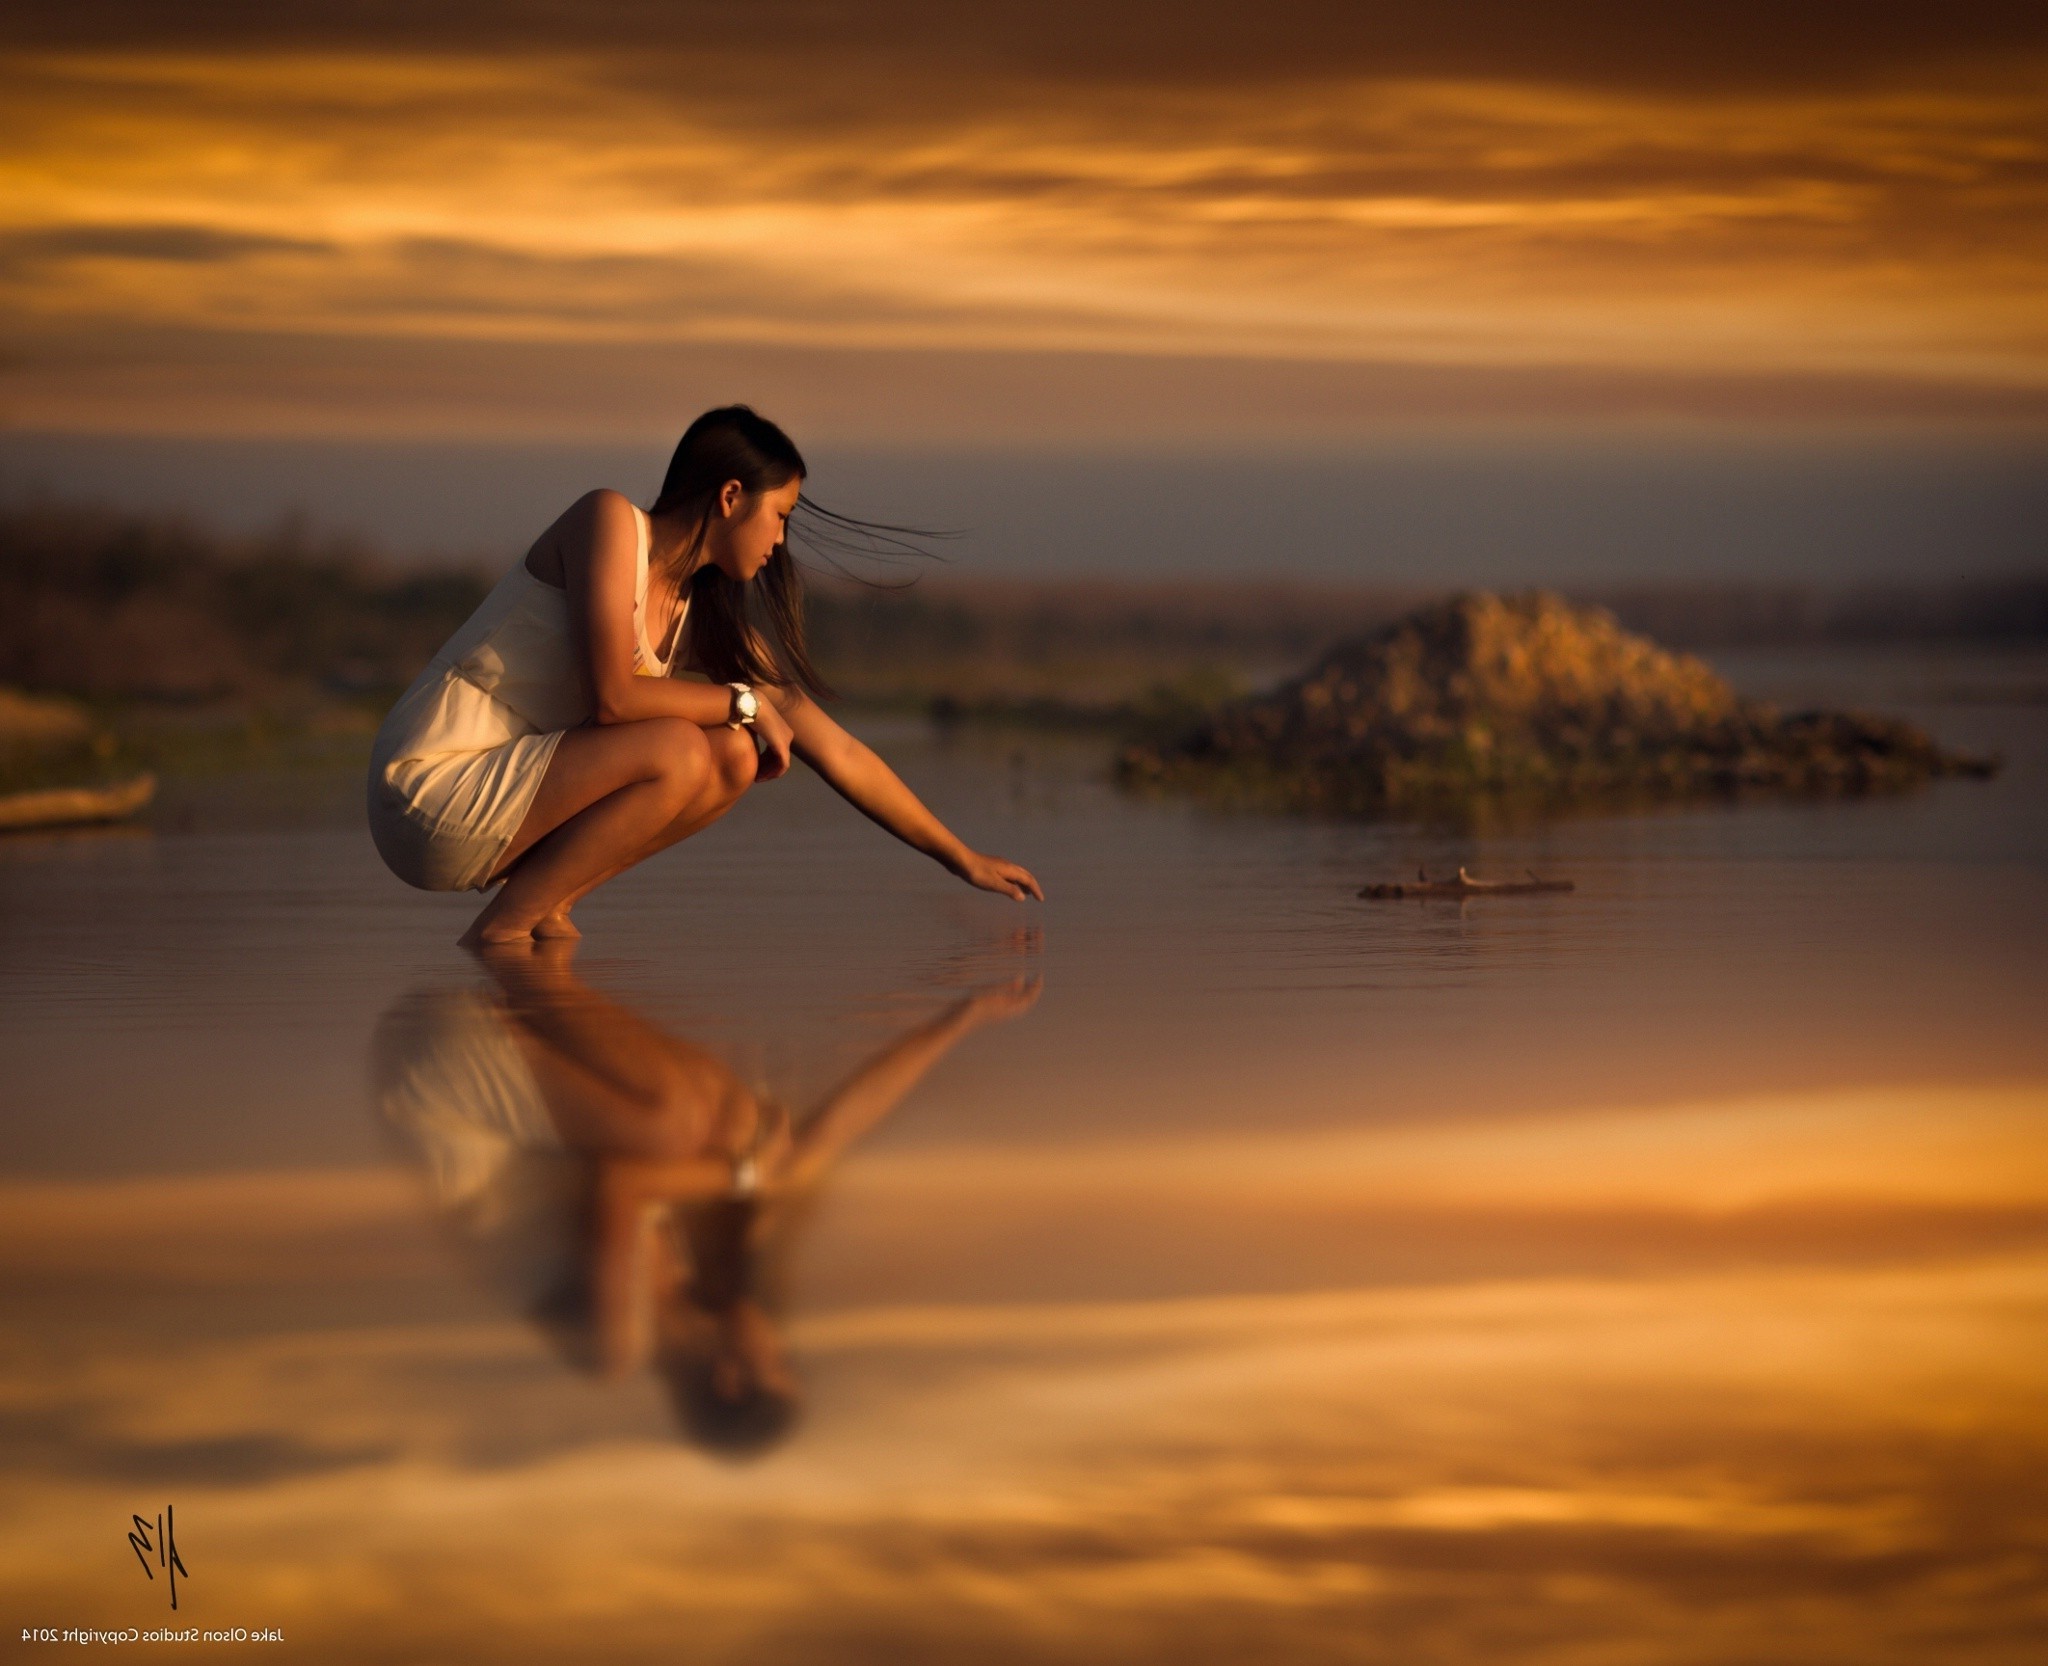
1119 592 2000 819
1 501 2044 794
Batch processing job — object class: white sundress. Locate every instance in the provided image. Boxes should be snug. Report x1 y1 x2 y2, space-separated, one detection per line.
367 505 689 892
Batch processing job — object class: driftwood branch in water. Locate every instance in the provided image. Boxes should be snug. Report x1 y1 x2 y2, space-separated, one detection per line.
1359 865 1574 900
0 773 156 832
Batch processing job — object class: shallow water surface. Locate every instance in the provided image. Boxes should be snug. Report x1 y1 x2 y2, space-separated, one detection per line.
2 657 2046 1663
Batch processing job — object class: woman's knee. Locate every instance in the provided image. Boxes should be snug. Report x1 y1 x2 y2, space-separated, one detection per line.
634 718 712 805
705 725 758 799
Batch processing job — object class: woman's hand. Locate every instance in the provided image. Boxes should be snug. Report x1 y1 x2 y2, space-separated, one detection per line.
954 851 1044 901
751 695 795 781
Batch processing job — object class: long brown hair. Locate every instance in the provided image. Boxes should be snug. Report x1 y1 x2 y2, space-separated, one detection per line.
649 405 832 699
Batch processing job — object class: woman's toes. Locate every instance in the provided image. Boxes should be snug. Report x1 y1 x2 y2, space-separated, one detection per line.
460 920 537 949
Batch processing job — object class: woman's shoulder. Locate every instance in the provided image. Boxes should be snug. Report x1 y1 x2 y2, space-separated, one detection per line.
525 490 644 584
559 488 643 535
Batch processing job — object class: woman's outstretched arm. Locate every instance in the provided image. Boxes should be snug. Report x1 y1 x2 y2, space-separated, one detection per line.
778 689 1044 900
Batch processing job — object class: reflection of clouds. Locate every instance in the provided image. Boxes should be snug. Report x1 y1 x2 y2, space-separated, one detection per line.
4 45 2046 432
2 1083 2045 1657
833 1083 2048 1208
3 1251 2042 1658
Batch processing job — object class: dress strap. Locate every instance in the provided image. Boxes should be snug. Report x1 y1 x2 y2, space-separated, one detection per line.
631 507 657 672
632 506 688 674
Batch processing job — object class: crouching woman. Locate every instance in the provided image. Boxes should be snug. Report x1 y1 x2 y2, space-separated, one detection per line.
367 405 1041 945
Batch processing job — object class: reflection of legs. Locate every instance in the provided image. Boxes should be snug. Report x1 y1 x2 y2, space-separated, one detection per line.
537 729 758 937
462 720 755 946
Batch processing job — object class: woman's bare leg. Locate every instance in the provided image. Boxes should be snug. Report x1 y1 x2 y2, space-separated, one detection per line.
532 729 759 938
460 719 746 947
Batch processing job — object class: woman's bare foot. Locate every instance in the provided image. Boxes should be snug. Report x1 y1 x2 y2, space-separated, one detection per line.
458 918 535 949
532 908 582 940
458 893 543 948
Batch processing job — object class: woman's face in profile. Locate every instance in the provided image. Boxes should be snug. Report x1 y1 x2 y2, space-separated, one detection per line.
708 477 801 582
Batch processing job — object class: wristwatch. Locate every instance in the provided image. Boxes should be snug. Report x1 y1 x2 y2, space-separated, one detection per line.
726 682 759 730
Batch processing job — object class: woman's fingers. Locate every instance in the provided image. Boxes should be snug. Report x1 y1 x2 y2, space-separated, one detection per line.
998 858 1044 901
753 703 795 779
966 853 1043 901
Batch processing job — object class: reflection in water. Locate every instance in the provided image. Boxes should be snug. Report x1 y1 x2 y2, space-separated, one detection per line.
373 945 1040 1456
2 1054 2043 1658
2 687 2044 1662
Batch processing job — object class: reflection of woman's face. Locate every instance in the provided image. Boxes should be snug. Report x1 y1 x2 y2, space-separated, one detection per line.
653 1245 801 1457
711 1302 797 1402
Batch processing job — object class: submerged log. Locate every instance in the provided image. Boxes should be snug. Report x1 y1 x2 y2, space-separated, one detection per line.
1360 865 1574 900
0 772 157 832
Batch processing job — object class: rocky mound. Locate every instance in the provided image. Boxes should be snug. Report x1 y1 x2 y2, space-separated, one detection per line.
1118 591 1994 811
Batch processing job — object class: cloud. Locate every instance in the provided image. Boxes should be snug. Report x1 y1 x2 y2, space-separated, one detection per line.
13 320 2048 444
0 222 330 264
7 2 2048 95
2 30 2045 437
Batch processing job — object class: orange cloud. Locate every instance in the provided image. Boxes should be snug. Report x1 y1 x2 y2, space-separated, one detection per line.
3 42 2045 437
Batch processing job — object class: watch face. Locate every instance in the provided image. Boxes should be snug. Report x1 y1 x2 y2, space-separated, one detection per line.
737 687 758 719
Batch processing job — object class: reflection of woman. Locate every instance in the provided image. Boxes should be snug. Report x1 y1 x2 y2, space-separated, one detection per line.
366 404 1041 946
372 941 1039 1457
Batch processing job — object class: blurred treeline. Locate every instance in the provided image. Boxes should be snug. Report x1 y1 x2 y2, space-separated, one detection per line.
0 504 484 704
4 502 2046 717
1589 582 2048 649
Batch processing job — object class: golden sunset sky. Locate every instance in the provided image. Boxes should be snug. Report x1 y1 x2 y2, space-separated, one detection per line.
4 1 2046 443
